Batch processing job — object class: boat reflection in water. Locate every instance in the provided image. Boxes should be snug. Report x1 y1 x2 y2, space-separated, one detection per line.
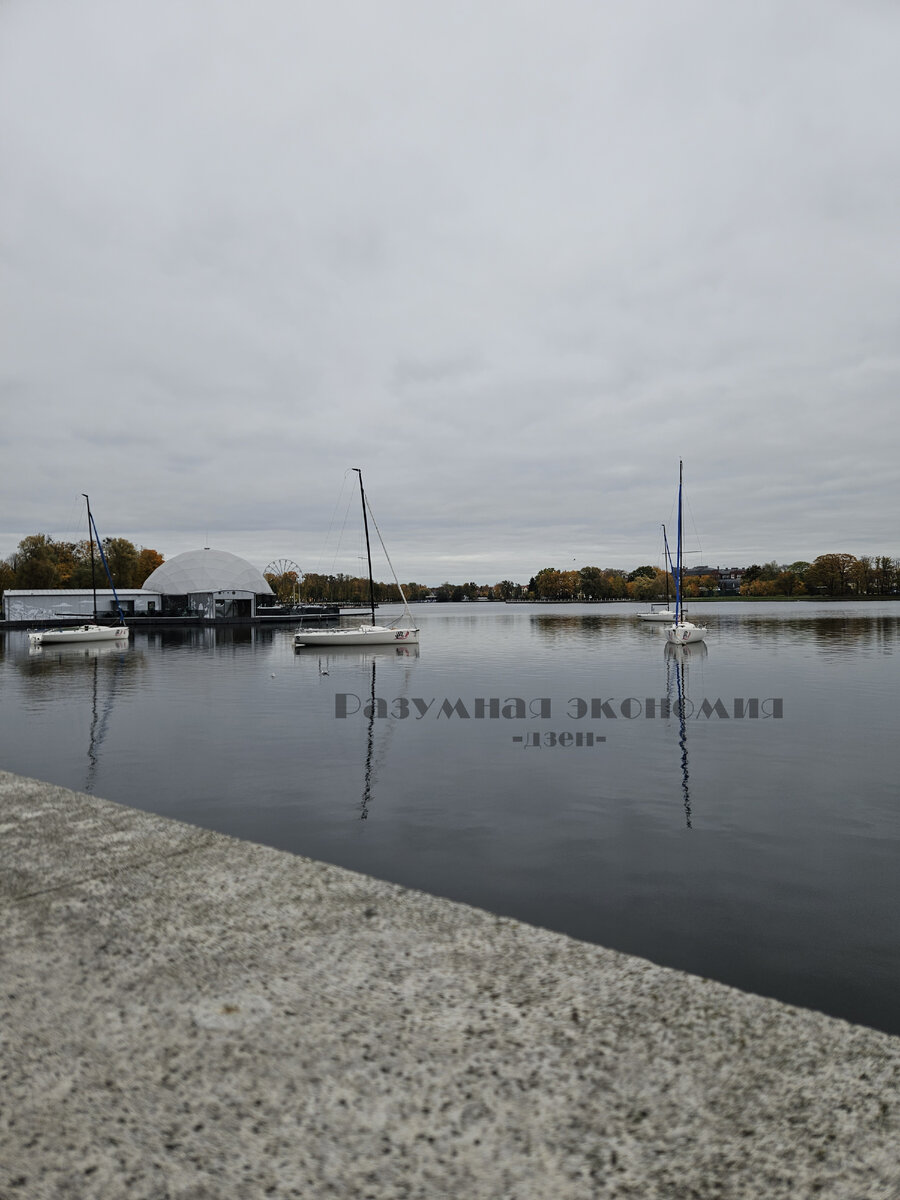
665 640 708 828
293 643 419 820
25 641 136 793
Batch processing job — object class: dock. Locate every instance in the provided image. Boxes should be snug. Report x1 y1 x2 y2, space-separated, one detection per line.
2 768 898 1198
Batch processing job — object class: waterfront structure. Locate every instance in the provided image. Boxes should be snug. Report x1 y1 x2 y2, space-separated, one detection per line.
3 588 155 623
141 548 274 620
2 547 275 625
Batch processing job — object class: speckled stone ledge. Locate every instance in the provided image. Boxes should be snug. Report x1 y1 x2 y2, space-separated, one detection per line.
2 769 898 1199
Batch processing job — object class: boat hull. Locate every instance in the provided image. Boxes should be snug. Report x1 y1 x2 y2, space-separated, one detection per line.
637 609 680 622
294 625 419 648
665 621 706 646
29 625 130 646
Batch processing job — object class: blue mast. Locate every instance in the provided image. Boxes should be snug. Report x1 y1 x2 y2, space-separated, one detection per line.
674 460 683 624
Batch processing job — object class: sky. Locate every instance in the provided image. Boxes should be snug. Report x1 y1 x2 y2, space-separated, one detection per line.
2 0 898 585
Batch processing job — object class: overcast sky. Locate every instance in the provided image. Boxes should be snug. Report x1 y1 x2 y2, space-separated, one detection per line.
2 1 898 584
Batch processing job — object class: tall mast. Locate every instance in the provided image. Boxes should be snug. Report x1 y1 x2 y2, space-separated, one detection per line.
83 492 127 625
83 493 97 621
675 461 683 623
354 468 376 624
662 524 671 608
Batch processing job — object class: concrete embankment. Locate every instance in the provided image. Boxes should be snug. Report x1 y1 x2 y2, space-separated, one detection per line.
2 769 899 1199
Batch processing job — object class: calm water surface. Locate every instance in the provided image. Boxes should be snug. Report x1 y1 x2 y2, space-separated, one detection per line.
2 601 898 1034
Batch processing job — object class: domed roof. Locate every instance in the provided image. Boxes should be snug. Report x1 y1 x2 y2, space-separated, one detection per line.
142 549 274 595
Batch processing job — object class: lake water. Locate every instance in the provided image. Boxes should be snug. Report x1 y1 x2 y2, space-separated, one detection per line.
2 601 898 1035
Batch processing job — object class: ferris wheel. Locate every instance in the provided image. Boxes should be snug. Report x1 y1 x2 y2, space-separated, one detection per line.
265 559 302 602
265 559 301 580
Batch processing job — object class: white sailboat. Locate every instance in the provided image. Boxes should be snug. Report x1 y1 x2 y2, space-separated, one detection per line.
639 607 679 622
31 625 130 646
293 470 420 649
666 462 707 647
29 495 131 648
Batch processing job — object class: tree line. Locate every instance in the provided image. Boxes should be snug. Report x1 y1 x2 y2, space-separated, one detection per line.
3 535 897 606
1 535 164 595
734 554 897 597
267 553 899 605
518 555 899 601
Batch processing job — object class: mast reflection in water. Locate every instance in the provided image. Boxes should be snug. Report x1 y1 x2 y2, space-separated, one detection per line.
665 640 708 828
361 659 376 819
304 646 418 822
24 640 135 793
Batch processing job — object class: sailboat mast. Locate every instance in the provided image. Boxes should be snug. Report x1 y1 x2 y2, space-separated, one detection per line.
354 468 376 624
675 461 683 623
662 524 671 608
83 493 97 621
83 493 127 625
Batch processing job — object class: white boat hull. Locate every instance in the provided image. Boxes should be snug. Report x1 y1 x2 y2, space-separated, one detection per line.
637 608 681 622
29 624 130 646
294 624 419 648
665 621 706 646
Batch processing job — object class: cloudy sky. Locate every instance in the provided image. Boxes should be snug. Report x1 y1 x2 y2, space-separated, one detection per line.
2 0 898 583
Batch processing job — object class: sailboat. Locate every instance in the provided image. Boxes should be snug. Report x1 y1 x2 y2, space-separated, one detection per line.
637 524 686 621
28 495 131 647
665 462 707 646
293 470 420 649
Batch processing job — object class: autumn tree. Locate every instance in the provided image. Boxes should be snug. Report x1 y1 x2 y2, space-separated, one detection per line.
745 578 777 596
493 580 518 601
532 568 563 600
13 535 58 588
0 558 16 603
65 540 97 588
100 538 140 587
557 570 581 600
578 567 605 601
740 565 763 590
872 556 898 595
136 548 165 586
774 570 806 596
627 568 669 602
805 553 858 596
757 560 783 581
44 541 79 586
599 570 628 600
400 582 431 602
298 572 325 601
850 556 872 597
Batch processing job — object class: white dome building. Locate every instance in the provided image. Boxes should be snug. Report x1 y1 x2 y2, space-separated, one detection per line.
142 549 273 620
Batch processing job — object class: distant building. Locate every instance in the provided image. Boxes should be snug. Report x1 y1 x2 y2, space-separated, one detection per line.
681 565 745 594
716 568 745 595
